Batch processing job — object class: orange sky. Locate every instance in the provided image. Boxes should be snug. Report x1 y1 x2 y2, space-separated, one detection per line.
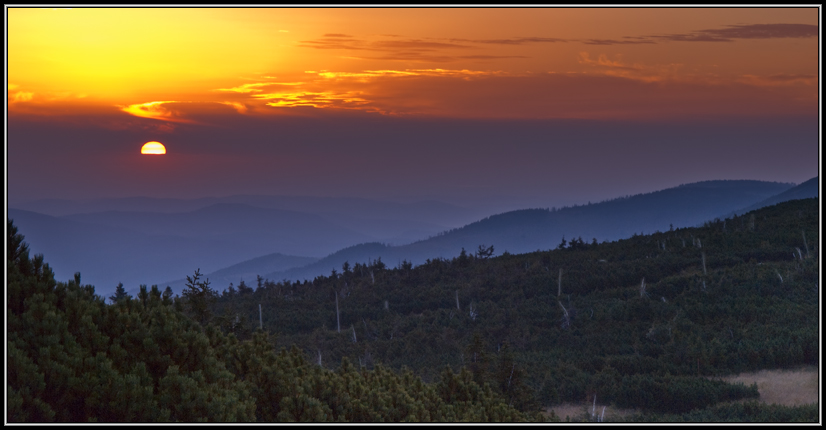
7 7 819 122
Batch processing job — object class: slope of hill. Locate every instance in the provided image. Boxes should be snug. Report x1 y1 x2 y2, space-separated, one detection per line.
258 180 793 283
215 198 819 417
163 252 320 292
729 176 818 216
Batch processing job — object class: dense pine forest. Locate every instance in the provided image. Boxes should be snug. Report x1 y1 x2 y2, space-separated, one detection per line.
7 198 819 422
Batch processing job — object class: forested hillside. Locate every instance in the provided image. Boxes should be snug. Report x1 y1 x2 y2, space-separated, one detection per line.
212 198 820 420
6 221 540 422
7 198 819 422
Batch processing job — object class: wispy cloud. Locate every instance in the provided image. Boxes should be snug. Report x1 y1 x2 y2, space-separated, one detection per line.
8 83 31 103
315 69 504 80
7 85 90 105
120 101 193 122
217 101 248 114
577 52 686 83
253 91 383 112
578 52 641 71
216 83 274 93
119 100 260 126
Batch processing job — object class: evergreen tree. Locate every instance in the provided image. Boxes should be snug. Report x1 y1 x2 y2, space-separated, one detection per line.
109 282 132 303
182 269 217 326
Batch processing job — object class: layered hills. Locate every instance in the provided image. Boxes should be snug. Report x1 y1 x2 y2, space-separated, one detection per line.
9 178 813 298
256 179 801 285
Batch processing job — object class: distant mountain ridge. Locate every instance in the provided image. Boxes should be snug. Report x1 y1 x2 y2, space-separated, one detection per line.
8 196 477 296
9 178 808 297
730 176 818 216
160 252 320 293
255 179 797 284
12 194 480 228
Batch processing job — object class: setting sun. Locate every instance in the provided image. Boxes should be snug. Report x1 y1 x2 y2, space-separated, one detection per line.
141 141 166 154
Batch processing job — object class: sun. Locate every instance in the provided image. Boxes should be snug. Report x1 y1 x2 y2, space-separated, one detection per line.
141 141 166 154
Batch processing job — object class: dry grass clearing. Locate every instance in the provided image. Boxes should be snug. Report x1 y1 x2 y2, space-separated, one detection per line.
543 366 818 421
713 365 819 407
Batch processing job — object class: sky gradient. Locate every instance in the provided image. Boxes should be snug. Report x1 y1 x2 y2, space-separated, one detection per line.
6 7 820 211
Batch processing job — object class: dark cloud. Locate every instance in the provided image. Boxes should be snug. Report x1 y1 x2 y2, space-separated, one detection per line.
458 55 529 60
371 39 473 50
473 37 568 45
765 73 817 82
343 53 464 63
302 23 816 56
298 39 369 50
651 33 731 43
581 39 657 45
651 23 818 43
298 36 473 52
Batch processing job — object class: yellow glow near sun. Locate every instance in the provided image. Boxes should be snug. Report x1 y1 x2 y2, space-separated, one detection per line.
141 141 166 155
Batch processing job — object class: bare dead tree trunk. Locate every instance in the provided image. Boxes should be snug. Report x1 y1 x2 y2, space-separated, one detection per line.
455 290 461 311
702 252 707 275
640 278 647 298
559 301 570 329
336 293 340 333
351 325 357 343
592 394 597 419
558 268 563 297
803 230 810 258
